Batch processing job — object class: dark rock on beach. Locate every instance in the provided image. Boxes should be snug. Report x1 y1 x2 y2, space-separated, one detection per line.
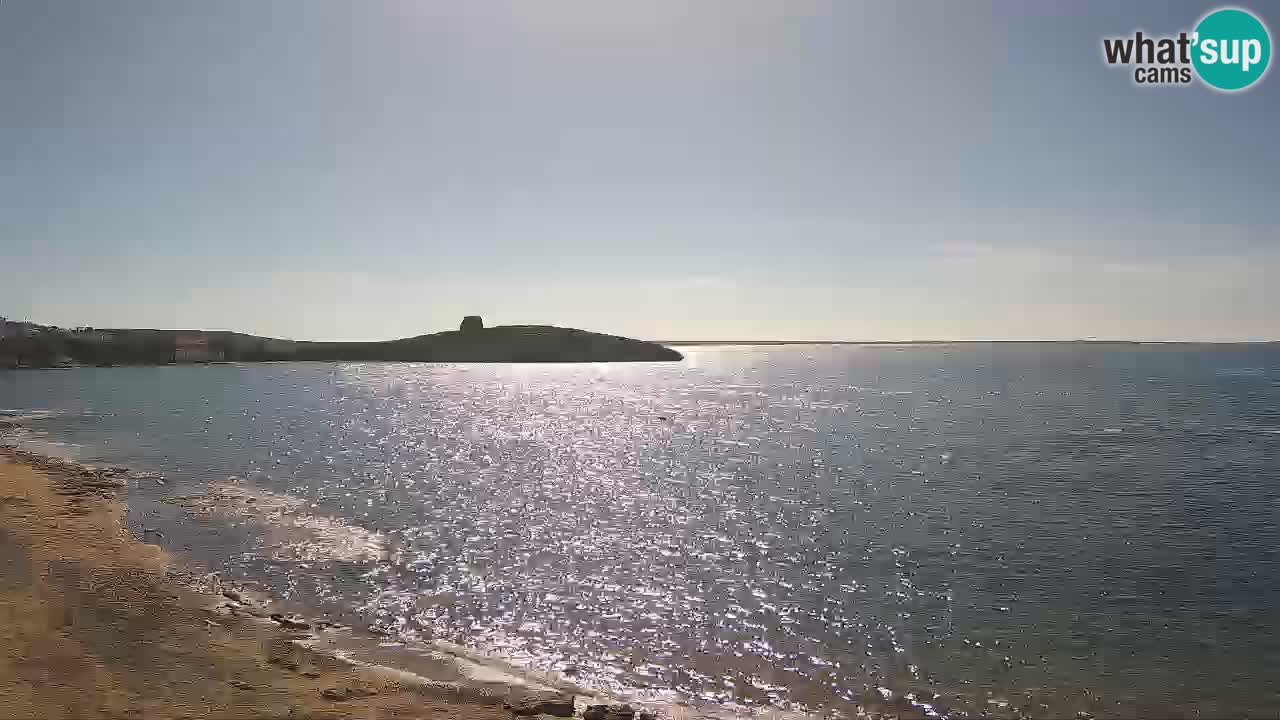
504 691 577 717
583 703 635 720
269 613 311 630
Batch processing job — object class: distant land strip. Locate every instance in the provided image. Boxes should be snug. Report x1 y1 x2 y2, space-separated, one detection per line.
657 339 1280 346
0 317 681 367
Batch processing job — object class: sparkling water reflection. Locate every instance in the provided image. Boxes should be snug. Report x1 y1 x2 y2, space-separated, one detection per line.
3 345 1280 717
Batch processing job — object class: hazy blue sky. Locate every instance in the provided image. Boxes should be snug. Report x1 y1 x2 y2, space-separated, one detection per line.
2 1 1277 341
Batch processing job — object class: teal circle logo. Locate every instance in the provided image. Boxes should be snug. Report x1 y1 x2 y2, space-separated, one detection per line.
1192 8 1271 91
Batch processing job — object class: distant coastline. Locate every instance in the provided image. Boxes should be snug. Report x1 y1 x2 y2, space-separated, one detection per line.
0 316 682 368
5 313 1275 370
659 339 1280 346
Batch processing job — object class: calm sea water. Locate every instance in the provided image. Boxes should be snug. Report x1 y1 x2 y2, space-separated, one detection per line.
3 346 1279 718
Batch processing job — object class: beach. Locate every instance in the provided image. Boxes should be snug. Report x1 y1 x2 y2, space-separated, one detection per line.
0 445 900 720
0 448 562 720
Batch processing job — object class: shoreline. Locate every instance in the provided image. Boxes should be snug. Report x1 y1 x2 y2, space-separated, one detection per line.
5 354 1276 718
0 446 591 720
0 426 920 720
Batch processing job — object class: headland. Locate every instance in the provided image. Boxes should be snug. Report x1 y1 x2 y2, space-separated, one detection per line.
0 316 682 367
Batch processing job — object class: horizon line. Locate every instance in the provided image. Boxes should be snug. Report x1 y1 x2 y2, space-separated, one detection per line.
656 339 1280 346
6 318 1279 346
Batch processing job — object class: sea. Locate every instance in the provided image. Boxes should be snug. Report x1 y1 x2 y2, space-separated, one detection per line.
2 345 1279 718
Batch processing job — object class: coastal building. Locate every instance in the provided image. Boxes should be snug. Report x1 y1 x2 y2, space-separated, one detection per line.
174 334 224 363
70 327 113 343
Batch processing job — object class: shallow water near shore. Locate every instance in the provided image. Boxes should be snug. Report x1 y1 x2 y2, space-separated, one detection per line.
4 345 1280 718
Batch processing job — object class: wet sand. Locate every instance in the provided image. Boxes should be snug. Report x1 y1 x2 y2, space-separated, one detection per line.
0 450 534 720
0 439 914 720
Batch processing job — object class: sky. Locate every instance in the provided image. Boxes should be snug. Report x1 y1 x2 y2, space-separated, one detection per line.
2 1 1278 342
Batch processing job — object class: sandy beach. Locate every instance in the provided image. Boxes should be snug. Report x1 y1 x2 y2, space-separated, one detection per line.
0 448 567 720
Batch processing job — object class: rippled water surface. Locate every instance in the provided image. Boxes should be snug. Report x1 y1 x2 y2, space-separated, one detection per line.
3 346 1280 717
